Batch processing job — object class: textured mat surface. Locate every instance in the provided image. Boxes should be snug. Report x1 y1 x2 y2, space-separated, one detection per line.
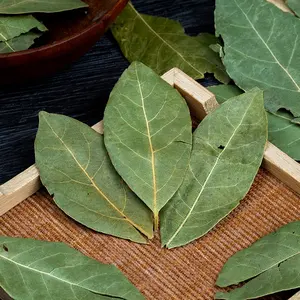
0 169 299 299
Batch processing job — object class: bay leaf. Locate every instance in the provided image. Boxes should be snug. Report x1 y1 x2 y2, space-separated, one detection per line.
208 84 300 160
207 85 243 104
0 236 144 300
215 221 300 299
35 112 153 243
0 0 88 14
287 0 300 16
111 3 230 83
269 110 300 160
0 32 41 54
215 0 300 120
0 15 47 42
160 88 267 249
104 62 192 229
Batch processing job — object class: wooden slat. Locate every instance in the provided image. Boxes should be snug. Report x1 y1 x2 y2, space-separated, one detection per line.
0 121 103 216
290 292 300 300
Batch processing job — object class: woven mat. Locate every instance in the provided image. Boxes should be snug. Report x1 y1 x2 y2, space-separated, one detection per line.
1 169 299 300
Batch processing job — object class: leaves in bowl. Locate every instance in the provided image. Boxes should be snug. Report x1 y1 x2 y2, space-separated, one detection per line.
0 32 42 53
215 221 300 299
104 62 192 229
35 112 153 243
215 0 300 122
111 2 230 83
160 88 267 248
0 0 88 14
0 15 47 42
0 236 144 300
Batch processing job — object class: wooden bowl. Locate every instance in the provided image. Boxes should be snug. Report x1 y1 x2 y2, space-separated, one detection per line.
0 0 128 84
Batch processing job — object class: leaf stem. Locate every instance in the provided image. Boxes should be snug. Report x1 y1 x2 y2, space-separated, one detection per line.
154 213 159 231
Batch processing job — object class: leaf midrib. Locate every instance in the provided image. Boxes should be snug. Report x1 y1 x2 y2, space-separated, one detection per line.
128 2 203 77
0 253 126 299
220 240 300 287
0 0 86 11
42 114 151 238
0 32 15 51
135 67 157 221
166 97 254 247
233 0 300 92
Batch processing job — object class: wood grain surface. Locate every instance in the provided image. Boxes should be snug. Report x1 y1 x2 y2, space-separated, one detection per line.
0 0 218 184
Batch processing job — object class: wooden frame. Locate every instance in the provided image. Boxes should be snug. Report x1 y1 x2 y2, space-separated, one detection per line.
0 68 299 299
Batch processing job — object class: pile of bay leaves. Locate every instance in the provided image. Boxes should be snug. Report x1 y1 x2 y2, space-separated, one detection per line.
1 0 300 299
0 0 87 54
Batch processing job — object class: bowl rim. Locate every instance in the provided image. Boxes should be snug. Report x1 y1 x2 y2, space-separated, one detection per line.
0 0 127 58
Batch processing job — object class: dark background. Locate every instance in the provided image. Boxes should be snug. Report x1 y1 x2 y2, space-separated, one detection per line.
0 0 218 184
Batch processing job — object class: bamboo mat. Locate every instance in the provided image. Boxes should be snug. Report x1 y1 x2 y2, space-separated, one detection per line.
0 169 299 300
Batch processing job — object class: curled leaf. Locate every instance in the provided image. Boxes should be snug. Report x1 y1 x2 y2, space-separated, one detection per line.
160 89 267 248
112 3 229 83
35 112 153 243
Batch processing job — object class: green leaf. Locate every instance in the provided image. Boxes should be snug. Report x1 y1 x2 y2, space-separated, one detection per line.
0 32 41 54
208 84 300 160
207 85 243 104
269 110 300 160
0 0 88 14
215 221 300 299
287 0 300 16
0 15 47 42
0 236 144 300
104 62 192 228
215 0 300 120
35 112 153 243
160 89 267 249
111 3 230 83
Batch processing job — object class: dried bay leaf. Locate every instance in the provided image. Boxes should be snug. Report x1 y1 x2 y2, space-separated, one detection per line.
287 0 300 16
111 3 230 83
160 89 267 249
215 0 300 120
104 62 192 228
0 0 88 14
0 32 41 53
269 110 300 160
0 15 47 42
0 236 144 300
207 85 243 104
208 84 300 160
35 112 153 243
215 221 300 299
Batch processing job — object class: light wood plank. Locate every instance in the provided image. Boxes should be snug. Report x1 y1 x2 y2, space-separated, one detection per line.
0 121 103 216
290 291 300 300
